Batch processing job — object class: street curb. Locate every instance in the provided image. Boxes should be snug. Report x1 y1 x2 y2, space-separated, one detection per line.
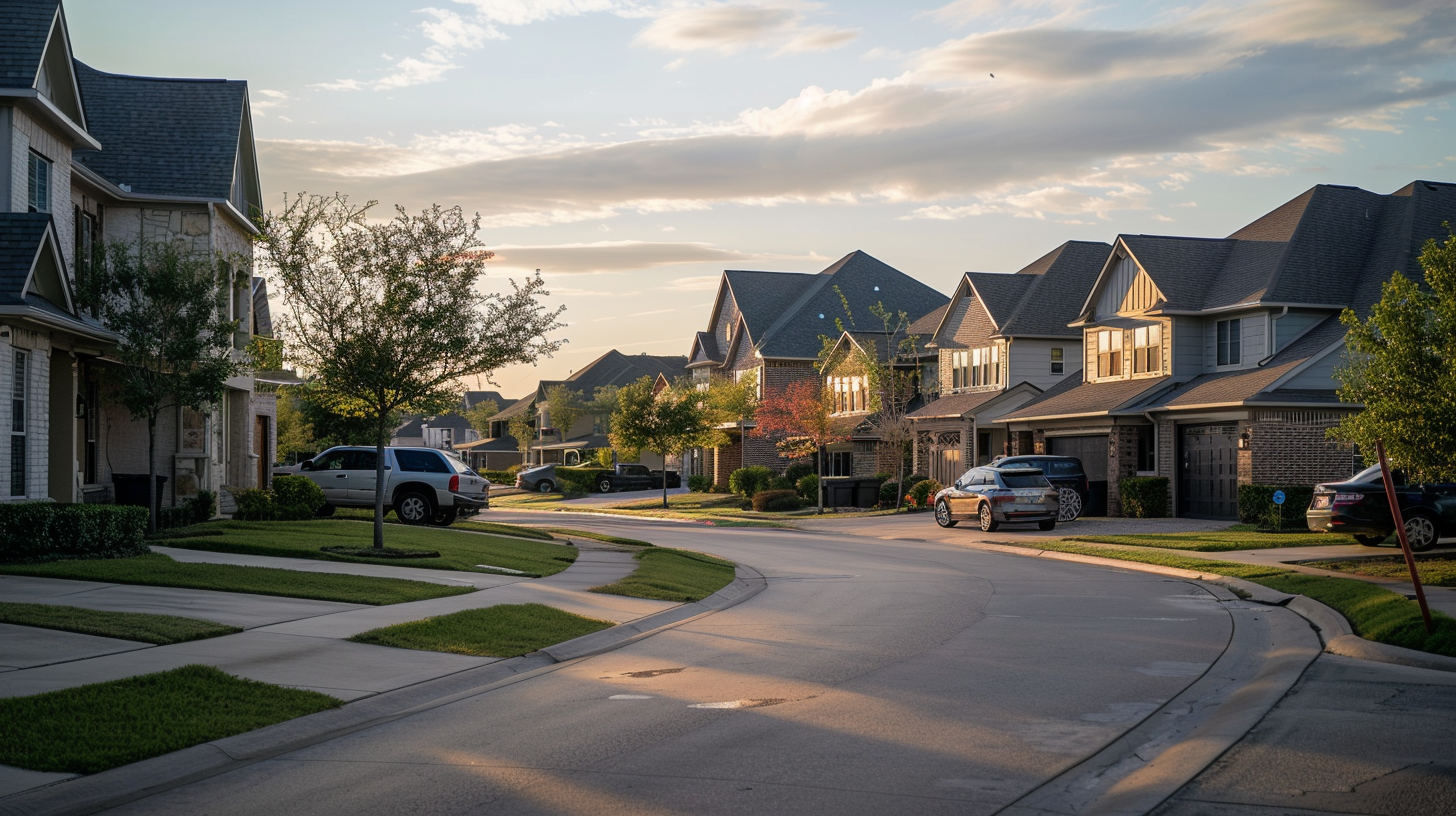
0 564 768 816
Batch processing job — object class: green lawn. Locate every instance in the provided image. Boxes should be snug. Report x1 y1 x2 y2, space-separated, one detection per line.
591 547 736 602
159 520 576 577
493 491 795 528
1307 554 1456 587
0 665 341 774
0 602 239 645
0 553 471 606
1066 530 1354 551
546 528 655 547
1009 539 1456 657
332 508 555 540
349 603 612 657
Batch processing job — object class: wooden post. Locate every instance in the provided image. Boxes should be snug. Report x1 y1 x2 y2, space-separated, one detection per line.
1375 439 1434 634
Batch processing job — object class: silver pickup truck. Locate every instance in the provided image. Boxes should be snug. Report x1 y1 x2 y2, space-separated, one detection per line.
289 446 489 526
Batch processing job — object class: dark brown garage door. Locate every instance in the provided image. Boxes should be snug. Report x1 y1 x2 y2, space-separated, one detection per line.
1047 434 1108 516
1180 424 1238 519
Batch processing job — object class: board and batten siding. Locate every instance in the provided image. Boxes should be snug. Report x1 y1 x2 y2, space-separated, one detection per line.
1095 255 1164 318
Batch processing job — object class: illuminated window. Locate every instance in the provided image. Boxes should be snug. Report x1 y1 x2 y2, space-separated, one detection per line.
1097 329 1124 378
1133 325 1162 374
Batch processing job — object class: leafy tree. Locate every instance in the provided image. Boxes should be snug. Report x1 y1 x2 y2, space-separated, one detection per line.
81 240 245 533
463 398 499 437
756 380 848 514
543 384 585 442
704 375 759 449
508 411 535 465
258 194 564 548
294 384 395 447
1332 227 1456 482
610 376 710 508
587 384 621 437
274 386 316 458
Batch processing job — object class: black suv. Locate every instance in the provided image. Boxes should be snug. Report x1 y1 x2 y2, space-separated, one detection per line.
992 455 1089 522
1307 464 1456 551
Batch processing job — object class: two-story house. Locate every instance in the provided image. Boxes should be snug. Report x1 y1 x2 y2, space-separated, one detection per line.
998 181 1456 518
905 241 1110 490
2 0 270 510
525 349 687 467
686 250 947 485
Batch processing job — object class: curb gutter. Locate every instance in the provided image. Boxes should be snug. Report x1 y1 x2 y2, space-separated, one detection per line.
0 565 768 816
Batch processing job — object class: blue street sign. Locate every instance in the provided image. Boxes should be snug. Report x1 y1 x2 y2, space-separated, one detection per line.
1272 490 1286 505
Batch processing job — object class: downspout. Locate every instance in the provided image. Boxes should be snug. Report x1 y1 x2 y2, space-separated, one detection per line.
1267 306 1288 359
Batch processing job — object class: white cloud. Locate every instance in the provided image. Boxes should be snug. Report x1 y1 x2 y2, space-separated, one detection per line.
662 274 722 291
486 240 758 273
636 2 856 55
451 0 635 27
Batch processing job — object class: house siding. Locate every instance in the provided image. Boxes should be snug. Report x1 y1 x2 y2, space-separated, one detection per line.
1006 338 1079 391
1273 310 1329 352
10 109 75 271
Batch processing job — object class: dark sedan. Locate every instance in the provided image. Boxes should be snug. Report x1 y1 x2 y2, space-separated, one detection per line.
1307 464 1456 551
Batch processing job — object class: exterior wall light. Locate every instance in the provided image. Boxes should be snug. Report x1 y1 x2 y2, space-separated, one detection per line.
1238 432 1250 450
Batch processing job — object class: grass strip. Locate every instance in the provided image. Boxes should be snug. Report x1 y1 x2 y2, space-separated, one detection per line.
1308 554 1456 587
0 665 341 774
160 520 575 577
547 528 655 547
591 547 736 602
1010 539 1456 657
349 603 612 657
332 508 556 540
1066 530 1351 552
0 553 471 606
0 602 239 645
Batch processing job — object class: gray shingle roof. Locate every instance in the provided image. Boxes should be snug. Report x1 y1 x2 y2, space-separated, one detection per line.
1117 235 1233 312
908 302 948 337
492 394 537 422
998 373 1167 422
996 241 1112 337
539 350 688 400
723 269 814 345
72 60 247 200
964 273 1036 328
463 391 508 410
907 390 1005 420
0 213 51 305
689 331 721 366
0 1 56 89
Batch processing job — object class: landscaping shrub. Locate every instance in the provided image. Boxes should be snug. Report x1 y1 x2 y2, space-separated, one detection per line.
797 474 819 501
554 469 597 496
688 475 712 492
710 483 731 493
191 491 217 524
1238 484 1315 529
155 491 218 531
482 470 515 484
784 463 815 484
752 489 803 512
906 473 928 487
0 503 147 564
728 466 775 498
768 476 795 492
878 480 901 507
231 488 274 521
906 478 943 509
1119 477 1170 518
271 476 326 521
507 463 525 474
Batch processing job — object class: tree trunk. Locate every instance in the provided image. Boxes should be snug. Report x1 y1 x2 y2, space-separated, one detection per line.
373 415 387 551
662 451 670 509
146 415 158 535
895 441 905 512
817 444 824 515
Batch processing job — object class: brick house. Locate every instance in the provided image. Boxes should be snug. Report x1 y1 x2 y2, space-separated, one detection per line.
686 250 947 485
1 0 272 510
906 241 1110 491
998 181 1456 518
815 330 928 480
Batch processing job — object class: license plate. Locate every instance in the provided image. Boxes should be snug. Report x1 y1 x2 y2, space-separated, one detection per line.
1013 489 1045 499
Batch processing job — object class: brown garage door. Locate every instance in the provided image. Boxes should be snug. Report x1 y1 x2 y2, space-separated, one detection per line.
1180 424 1238 519
1047 434 1108 516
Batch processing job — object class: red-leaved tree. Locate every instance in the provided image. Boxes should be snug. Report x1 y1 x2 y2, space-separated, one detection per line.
756 379 847 514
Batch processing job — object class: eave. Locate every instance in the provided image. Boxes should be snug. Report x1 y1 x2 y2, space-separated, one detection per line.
0 88 101 150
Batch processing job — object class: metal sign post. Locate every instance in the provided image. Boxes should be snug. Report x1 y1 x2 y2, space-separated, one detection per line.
1376 439 1434 634
1272 489 1285 533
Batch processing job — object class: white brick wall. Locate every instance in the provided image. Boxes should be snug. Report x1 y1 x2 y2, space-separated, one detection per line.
12 109 74 271
0 332 54 501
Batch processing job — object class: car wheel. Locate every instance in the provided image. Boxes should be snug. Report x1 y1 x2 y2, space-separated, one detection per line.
1038 519 1056 532
395 491 434 525
597 477 614 493
935 500 958 528
978 503 999 532
1354 533 1387 547
315 503 336 518
429 507 459 527
537 480 555 494
1058 488 1083 522
1403 512 1439 552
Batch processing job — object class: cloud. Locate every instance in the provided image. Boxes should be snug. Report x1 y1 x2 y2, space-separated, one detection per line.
635 2 857 54
662 274 723 291
486 241 758 273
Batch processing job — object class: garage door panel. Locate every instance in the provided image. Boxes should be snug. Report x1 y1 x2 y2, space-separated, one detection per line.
1180 424 1238 519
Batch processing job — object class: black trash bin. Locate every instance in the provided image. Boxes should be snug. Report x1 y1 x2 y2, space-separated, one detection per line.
112 474 167 512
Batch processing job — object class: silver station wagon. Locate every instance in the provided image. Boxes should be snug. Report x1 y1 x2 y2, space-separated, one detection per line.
934 466 1061 532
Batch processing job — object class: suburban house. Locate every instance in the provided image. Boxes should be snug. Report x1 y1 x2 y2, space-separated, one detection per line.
686 250 947 485
904 241 1111 492
997 180 1456 518
391 413 478 450
1 0 272 510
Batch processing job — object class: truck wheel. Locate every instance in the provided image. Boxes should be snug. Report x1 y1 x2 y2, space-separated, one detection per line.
537 480 555 494
597 477 614 493
429 507 459 526
396 491 434 525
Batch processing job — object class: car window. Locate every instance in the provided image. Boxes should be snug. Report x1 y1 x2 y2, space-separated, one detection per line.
1351 464 1406 486
972 470 991 486
1002 472 1051 488
623 465 649 476
1048 460 1081 476
311 450 347 471
395 450 450 473
956 469 977 487
342 450 377 471
445 456 472 475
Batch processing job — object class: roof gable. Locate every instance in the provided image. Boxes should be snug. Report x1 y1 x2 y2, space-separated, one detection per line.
0 213 72 312
964 272 1036 328
997 241 1112 337
34 3 85 127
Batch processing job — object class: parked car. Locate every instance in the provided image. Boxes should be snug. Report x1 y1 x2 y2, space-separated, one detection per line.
594 464 682 493
1306 464 1456 551
992 455 1089 522
516 464 559 493
934 466 1061 532
294 446 489 526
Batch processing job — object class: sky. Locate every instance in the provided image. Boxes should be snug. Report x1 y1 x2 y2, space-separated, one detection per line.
66 0 1456 401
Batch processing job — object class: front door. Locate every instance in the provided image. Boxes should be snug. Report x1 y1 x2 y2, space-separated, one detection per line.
1180 424 1238 518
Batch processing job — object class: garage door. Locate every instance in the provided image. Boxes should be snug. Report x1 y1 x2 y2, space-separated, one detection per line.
1180 424 1238 519
1047 434 1108 516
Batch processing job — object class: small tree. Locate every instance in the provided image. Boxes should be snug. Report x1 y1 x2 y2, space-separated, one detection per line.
543 384 585 443
259 194 564 548
81 241 246 533
508 411 535 465
705 375 759 449
463 398 499 437
756 380 847 514
610 376 710 508
1332 227 1456 482
274 386 317 458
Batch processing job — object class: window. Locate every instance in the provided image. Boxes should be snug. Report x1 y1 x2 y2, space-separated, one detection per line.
1217 319 1242 366
11 352 27 497
27 152 51 213
1136 425 1156 472
1133 325 1163 374
83 371 99 485
1050 347 1064 375
951 350 969 390
1096 329 1124 378
827 450 854 477
395 450 449 473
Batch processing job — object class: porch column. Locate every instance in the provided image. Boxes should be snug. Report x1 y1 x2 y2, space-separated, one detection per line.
48 351 77 503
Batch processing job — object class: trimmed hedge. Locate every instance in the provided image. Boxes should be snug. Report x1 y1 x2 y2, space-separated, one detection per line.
231 489 274 521
728 466 775 498
907 478 942 507
482 470 515 484
879 480 901 507
752 489 803 512
1119 477 1170 518
1238 484 1315 529
553 468 598 495
784 463 815 484
271 476 326 521
0 503 148 564
688 475 712 492
797 474 819 501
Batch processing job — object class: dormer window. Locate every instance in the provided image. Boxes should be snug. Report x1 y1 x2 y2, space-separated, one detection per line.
1217 319 1242 366
1096 329 1124 378
27 152 51 213
1132 325 1162 374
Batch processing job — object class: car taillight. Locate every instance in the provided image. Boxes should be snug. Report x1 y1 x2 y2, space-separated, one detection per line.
449 474 460 492
992 494 1015 504
1333 493 1364 504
